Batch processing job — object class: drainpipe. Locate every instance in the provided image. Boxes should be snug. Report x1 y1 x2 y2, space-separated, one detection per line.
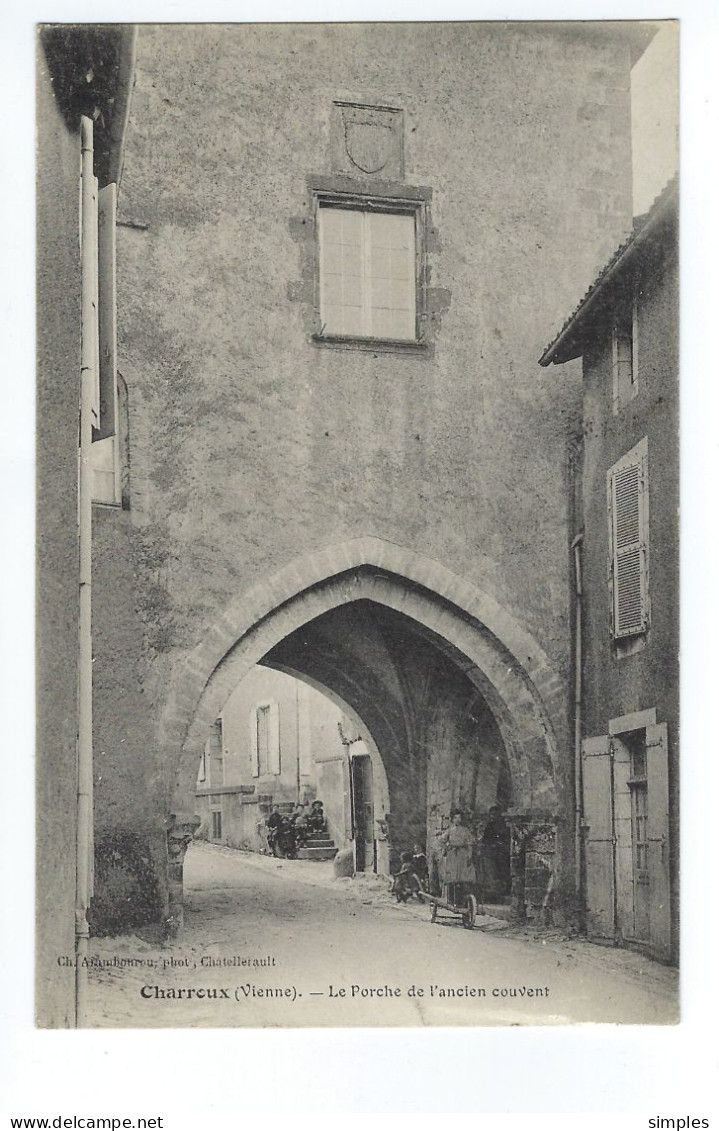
571 532 584 910
295 681 301 804
76 115 98 1026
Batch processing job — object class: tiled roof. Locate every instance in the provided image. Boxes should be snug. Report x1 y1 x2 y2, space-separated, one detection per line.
539 176 678 367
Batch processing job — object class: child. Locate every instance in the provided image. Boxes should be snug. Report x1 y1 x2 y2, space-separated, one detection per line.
309 799 326 835
437 809 476 907
391 851 423 903
411 844 429 889
291 803 309 847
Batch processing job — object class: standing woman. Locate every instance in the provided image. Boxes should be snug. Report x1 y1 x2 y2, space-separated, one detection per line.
438 809 476 907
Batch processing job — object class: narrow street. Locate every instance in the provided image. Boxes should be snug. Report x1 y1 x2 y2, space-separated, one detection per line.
86 842 677 1028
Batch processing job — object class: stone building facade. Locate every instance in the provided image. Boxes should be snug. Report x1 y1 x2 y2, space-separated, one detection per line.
36 25 135 1025
193 666 390 868
86 22 653 935
541 180 679 962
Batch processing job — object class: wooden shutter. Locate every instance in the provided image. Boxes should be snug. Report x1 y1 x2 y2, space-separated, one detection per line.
645 723 672 961
582 735 615 942
91 184 121 502
298 683 312 777
268 701 281 776
97 183 118 440
81 126 100 429
608 444 648 637
249 709 259 778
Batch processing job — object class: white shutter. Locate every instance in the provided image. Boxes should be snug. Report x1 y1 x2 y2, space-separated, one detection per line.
608 441 649 638
249 709 259 778
582 735 616 942
91 436 119 504
268 701 281 775
298 683 312 777
91 184 121 502
81 121 100 429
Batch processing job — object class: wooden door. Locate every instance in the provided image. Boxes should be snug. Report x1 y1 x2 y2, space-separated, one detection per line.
645 723 671 961
582 735 616 942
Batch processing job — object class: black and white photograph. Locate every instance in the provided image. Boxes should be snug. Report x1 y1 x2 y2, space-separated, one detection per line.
32 18 684 1033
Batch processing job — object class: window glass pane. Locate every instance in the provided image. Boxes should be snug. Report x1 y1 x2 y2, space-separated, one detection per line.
372 308 414 340
370 211 413 249
321 303 343 335
319 204 416 341
341 273 363 307
389 246 412 280
369 246 391 279
390 279 413 311
322 243 343 276
341 304 365 337
370 277 393 310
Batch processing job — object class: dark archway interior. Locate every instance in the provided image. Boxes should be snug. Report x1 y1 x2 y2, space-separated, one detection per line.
262 600 512 855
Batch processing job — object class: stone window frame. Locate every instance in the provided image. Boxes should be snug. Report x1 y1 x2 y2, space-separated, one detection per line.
309 178 432 356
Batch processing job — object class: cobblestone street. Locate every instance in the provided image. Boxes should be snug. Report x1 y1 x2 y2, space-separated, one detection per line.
85 842 678 1028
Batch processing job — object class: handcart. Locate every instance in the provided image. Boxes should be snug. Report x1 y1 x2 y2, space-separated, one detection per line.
418 885 478 929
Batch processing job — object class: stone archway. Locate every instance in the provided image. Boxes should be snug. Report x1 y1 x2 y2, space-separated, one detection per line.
161 538 570 929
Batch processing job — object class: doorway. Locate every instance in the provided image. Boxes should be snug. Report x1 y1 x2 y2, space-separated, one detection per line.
350 753 375 873
582 719 670 960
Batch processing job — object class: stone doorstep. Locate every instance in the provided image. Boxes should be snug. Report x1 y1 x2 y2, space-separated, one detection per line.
297 846 338 861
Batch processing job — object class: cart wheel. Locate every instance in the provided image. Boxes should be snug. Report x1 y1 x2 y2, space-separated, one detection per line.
463 894 477 929
430 902 438 923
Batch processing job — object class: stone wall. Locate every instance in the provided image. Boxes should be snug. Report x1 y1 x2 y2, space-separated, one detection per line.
92 22 637 930
579 220 679 955
36 45 82 1028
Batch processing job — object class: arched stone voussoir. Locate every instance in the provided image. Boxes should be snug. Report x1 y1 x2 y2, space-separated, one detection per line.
159 537 566 812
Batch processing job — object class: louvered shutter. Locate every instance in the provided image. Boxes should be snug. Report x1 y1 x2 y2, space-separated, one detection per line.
609 447 648 637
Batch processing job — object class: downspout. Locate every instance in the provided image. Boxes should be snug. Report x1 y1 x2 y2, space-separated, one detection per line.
571 532 584 912
295 681 301 804
76 115 97 1026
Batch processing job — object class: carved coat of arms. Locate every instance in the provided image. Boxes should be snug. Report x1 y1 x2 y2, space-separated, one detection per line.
344 120 395 174
334 103 403 179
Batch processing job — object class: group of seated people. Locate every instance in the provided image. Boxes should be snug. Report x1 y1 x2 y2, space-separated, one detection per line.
266 799 326 854
288 799 326 845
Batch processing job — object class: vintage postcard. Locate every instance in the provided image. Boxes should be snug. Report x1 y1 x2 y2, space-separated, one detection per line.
35 18 679 1029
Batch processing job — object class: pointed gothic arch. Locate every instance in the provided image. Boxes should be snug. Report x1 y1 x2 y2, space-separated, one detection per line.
161 538 567 821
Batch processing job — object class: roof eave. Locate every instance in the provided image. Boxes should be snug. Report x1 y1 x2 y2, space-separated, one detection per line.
539 181 677 368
